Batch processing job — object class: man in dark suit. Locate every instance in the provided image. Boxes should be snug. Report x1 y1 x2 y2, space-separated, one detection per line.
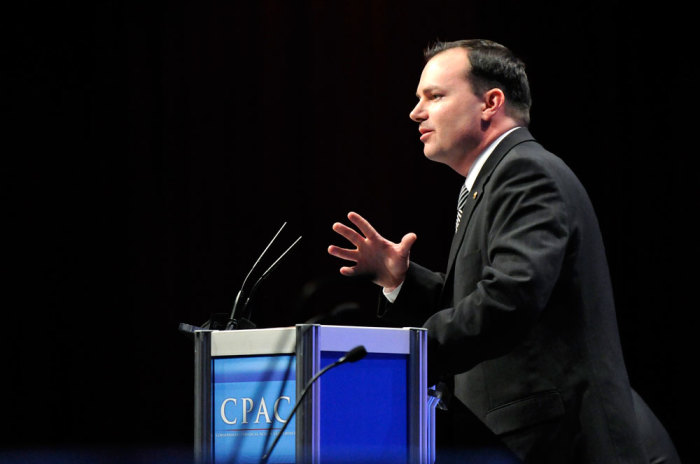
328 40 680 463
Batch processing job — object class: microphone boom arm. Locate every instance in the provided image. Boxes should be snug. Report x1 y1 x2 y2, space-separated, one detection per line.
260 345 367 463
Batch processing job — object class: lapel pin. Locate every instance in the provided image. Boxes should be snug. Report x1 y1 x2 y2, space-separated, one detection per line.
473 191 478 199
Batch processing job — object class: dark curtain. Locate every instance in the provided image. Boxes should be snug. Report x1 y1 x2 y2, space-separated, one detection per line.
6 0 696 461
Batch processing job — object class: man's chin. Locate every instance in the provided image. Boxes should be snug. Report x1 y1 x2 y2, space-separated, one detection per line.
424 149 464 173
423 149 445 163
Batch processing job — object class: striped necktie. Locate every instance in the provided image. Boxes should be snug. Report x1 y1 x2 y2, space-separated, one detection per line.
455 183 469 232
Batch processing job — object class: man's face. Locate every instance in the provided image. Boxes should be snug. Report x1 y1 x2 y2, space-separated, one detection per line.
410 48 485 171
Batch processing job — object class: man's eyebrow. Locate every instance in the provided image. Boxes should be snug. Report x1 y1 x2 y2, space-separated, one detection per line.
416 86 442 97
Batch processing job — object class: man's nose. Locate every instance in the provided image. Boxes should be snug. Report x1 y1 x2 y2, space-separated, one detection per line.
410 101 426 122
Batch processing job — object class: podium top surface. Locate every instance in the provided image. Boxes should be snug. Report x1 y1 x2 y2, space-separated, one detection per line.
200 324 425 357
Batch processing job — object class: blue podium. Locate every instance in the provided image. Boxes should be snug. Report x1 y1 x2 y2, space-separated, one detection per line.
193 324 437 463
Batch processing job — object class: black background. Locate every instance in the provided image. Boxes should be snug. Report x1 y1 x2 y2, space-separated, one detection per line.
6 0 697 462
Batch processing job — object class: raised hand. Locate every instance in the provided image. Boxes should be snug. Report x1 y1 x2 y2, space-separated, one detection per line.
327 212 417 290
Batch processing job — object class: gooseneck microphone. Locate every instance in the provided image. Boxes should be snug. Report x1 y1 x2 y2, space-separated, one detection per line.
335 345 369 364
226 222 301 330
239 235 302 321
229 222 286 325
260 345 368 463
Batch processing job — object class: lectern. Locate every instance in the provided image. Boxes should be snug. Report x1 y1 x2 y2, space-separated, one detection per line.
192 324 437 463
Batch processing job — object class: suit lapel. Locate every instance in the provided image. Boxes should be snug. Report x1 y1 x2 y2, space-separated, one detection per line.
445 128 536 279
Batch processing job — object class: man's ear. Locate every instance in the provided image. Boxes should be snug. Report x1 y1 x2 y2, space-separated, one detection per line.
481 88 506 121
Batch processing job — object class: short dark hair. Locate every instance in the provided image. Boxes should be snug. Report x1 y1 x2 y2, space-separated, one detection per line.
425 39 531 125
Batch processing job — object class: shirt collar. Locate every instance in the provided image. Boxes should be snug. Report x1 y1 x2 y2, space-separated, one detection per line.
463 126 520 191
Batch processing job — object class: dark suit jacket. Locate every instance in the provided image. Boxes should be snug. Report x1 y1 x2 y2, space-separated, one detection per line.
380 128 678 463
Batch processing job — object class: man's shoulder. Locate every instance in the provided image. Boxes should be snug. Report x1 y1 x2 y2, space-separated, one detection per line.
500 134 571 176
495 136 589 203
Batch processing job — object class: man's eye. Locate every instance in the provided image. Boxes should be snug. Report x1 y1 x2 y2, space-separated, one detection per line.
431 94 443 100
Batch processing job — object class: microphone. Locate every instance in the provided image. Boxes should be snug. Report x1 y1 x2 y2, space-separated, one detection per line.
337 345 368 364
239 235 302 321
260 345 368 463
226 222 301 330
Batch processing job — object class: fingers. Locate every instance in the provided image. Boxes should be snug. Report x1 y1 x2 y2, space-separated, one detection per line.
399 232 418 251
339 266 357 276
329 212 415 283
331 212 381 245
327 245 358 262
328 247 359 276
332 221 365 247
347 211 379 240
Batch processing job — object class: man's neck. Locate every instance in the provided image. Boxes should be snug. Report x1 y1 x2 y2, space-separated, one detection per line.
456 121 520 176
462 126 521 188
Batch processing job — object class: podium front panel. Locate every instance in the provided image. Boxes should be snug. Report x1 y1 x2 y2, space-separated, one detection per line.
196 328 297 464
318 350 409 462
213 354 296 463
295 325 428 464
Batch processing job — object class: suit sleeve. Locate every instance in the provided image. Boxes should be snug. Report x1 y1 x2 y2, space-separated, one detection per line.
377 262 445 328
